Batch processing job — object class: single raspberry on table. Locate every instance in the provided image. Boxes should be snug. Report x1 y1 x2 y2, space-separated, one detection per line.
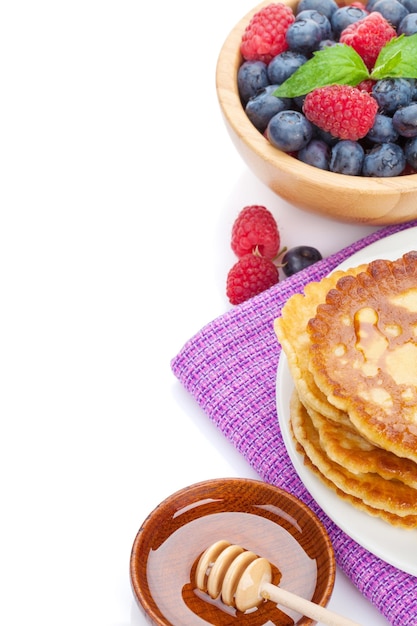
240 3 295 64
303 84 378 141
226 254 279 305
339 11 396 71
231 205 280 260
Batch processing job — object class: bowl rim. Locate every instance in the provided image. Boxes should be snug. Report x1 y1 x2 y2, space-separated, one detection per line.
215 0 417 194
130 477 336 626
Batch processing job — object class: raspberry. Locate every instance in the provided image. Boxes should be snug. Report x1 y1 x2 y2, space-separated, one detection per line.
402 162 417 176
240 3 295 64
339 11 396 70
226 254 279 305
231 205 280 260
303 84 378 141
357 79 375 93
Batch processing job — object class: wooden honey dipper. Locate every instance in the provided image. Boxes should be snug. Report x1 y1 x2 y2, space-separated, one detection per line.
195 540 362 626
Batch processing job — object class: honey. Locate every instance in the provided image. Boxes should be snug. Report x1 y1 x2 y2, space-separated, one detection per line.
146 508 320 624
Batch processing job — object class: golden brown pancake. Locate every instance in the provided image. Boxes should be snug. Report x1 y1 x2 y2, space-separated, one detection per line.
275 252 417 527
274 264 366 422
290 391 417 527
308 251 417 464
292 427 417 529
306 401 417 489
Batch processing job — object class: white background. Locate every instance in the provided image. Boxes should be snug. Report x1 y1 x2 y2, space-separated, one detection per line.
0 1 392 624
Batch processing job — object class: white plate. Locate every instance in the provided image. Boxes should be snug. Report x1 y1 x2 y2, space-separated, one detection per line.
276 226 417 577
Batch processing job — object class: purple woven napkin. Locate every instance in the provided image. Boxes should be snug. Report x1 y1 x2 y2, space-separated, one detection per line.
171 220 417 626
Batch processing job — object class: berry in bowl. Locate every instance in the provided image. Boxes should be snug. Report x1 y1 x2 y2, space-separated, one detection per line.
216 0 417 224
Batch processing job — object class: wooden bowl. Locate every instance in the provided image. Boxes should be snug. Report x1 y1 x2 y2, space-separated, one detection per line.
216 0 417 225
130 477 336 625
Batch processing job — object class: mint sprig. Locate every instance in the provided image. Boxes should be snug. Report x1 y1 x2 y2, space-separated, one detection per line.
274 44 368 97
274 33 417 98
371 34 417 79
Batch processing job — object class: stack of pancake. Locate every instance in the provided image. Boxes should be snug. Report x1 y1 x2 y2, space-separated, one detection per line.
274 251 417 529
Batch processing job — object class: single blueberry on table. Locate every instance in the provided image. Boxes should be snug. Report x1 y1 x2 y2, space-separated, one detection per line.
392 103 417 137
267 110 313 152
237 61 269 105
362 143 406 177
245 86 292 133
330 140 364 175
267 51 308 85
282 246 323 277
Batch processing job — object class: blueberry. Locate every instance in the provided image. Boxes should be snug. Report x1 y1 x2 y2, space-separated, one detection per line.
317 38 338 50
331 6 368 38
362 143 406 177
267 110 313 152
298 138 331 169
296 0 338 19
401 0 417 12
372 78 413 115
245 86 292 133
398 12 417 35
404 136 417 169
372 0 409 28
236 0 417 178
237 61 270 105
365 0 381 9
286 19 323 54
330 140 365 175
366 114 399 143
293 94 306 110
267 51 308 85
392 103 417 137
282 246 323 277
314 126 339 146
296 9 333 39
407 79 417 100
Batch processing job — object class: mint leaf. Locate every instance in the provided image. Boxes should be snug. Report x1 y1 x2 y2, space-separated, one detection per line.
371 34 417 79
274 45 369 98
